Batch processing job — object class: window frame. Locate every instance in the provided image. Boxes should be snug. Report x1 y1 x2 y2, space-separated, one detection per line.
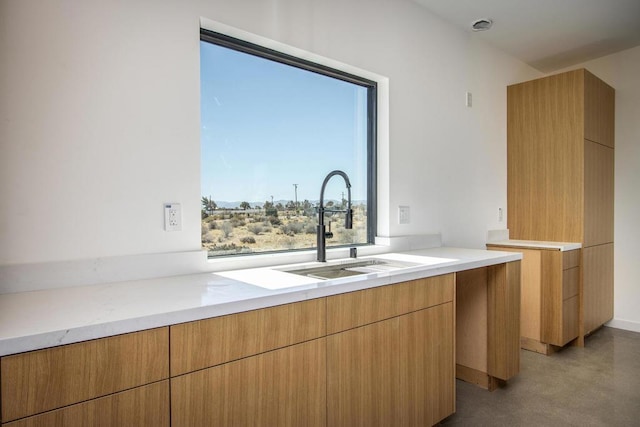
200 28 377 256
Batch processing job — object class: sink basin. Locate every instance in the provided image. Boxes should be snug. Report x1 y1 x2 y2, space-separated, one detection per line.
281 259 420 280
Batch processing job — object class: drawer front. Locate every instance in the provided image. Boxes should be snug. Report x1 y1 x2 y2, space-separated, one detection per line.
326 274 454 334
170 298 326 376
2 381 170 427
1 328 169 422
562 296 579 345
563 249 580 269
562 267 580 299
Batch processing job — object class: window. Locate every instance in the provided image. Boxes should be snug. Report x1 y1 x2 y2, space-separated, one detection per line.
200 29 376 257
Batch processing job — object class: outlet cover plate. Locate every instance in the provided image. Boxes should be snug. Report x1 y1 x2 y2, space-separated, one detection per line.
164 203 182 231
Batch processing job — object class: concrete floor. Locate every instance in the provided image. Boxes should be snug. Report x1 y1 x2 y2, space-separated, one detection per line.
441 327 640 426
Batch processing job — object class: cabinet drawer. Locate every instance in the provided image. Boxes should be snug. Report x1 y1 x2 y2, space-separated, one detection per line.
562 267 579 299
563 249 580 270
562 296 579 344
1 328 169 423
326 274 454 334
2 381 169 427
170 298 326 376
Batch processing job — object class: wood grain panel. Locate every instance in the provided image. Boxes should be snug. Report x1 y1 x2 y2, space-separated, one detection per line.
562 296 580 344
326 274 454 334
1 328 169 422
583 244 614 334
487 261 521 381
326 304 454 427
170 298 325 376
507 70 584 242
171 339 326 427
563 249 581 270
540 250 564 345
584 140 614 246
563 267 580 299
584 69 615 148
456 268 488 372
3 381 169 427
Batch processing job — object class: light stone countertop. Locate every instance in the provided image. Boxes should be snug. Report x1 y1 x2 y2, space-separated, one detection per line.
0 247 521 357
486 240 582 251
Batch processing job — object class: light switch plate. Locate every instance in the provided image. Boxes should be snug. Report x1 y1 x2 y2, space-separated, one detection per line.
164 203 182 231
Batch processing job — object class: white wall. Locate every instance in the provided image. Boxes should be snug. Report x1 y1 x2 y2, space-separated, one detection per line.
0 1 539 275
558 47 640 332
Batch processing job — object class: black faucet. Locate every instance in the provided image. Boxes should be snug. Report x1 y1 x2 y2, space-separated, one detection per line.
317 170 353 262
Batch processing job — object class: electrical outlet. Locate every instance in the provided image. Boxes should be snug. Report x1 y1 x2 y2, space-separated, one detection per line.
398 206 410 224
164 203 182 231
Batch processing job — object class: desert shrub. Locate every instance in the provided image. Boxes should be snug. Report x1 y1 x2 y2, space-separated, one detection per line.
208 221 218 230
230 218 246 227
248 224 263 235
281 222 304 236
202 230 216 244
304 223 316 234
240 236 256 244
221 221 233 238
268 216 281 226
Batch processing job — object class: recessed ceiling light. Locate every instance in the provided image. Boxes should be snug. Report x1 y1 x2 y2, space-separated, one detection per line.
471 18 493 31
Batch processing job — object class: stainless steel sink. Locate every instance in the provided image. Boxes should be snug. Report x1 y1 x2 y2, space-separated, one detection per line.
282 259 419 280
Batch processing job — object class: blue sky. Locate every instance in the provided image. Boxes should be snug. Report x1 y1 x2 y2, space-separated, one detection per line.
200 40 369 206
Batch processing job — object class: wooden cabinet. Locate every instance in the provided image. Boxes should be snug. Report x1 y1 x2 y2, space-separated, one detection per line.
0 328 169 425
1 267 518 426
171 339 326 427
507 68 615 339
487 245 580 354
326 274 455 426
169 299 327 426
170 298 326 376
2 382 169 427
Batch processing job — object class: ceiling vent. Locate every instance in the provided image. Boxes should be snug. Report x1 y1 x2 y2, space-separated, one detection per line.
471 18 493 31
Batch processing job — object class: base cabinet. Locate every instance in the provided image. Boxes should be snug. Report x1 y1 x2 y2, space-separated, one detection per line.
487 245 579 354
326 303 454 427
171 339 326 427
2 382 169 427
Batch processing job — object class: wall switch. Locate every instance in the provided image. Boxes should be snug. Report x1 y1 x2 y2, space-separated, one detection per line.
164 203 182 231
498 207 503 222
398 206 410 224
465 91 472 107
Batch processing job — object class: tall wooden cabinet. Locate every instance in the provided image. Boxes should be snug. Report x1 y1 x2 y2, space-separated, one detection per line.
507 68 615 338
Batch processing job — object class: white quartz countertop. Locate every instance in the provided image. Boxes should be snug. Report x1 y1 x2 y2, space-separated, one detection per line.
0 247 521 356
487 240 582 251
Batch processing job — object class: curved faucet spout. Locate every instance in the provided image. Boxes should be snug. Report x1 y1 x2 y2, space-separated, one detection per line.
317 170 353 262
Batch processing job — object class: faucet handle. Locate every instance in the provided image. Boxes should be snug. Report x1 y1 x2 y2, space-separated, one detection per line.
325 221 334 239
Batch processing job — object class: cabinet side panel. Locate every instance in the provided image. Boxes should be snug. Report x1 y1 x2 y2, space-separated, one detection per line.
583 244 614 334
170 298 326 376
455 268 488 372
488 261 521 380
326 274 454 334
0 328 169 422
507 71 584 242
584 140 614 246
171 339 326 427
2 381 170 427
584 70 615 148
